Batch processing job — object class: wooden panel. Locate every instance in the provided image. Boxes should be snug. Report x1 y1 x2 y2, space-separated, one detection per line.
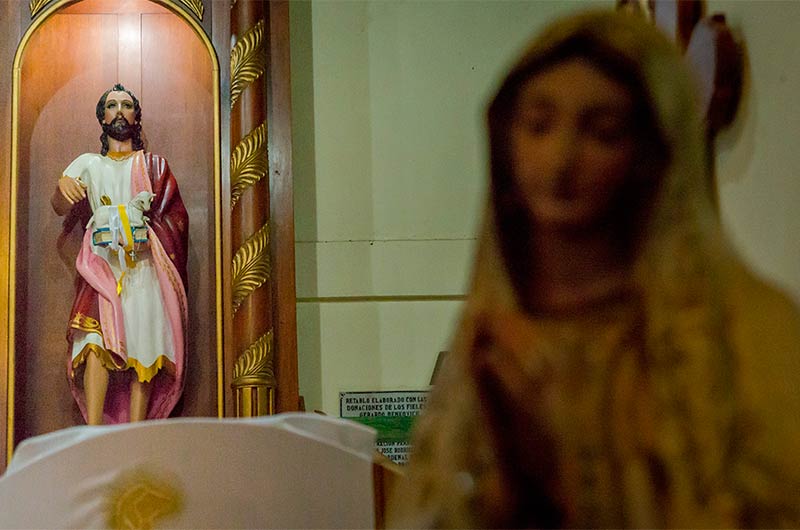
141 12 216 419
16 12 119 443
118 13 142 94
268 1 299 412
62 0 169 15
13 2 218 445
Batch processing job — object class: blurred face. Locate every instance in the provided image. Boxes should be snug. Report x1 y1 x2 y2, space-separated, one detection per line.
510 58 637 229
103 90 135 125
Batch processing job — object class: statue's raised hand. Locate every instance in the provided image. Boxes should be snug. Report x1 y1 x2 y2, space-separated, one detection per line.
58 175 86 205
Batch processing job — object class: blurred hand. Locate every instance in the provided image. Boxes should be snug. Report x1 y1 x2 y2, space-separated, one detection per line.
58 176 86 204
470 311 564 527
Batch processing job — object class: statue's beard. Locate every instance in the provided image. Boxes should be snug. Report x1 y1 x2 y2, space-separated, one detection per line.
102 116 136 142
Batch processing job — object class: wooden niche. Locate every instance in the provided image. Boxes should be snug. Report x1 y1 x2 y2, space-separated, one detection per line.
10 0 220 450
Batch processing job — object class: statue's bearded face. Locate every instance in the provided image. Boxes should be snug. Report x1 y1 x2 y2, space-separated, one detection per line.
102 90 137 142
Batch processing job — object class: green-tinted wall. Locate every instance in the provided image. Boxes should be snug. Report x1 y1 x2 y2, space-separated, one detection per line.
291 0 800 415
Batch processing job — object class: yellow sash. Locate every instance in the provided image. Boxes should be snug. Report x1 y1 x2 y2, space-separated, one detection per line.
116 204 137 295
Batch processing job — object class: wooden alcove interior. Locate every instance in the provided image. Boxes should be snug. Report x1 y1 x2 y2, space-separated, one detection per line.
12 0 218 446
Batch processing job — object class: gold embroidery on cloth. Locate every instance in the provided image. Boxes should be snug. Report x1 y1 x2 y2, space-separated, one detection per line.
71 344 174 383
70 312 104 337
106 150 135 161
106 468 183 530
71 343 126 378
127 355 176 383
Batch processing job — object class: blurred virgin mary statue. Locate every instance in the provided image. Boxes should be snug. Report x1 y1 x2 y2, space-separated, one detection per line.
391 10 800 528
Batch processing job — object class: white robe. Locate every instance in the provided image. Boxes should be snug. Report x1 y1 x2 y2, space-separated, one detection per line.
64 153 175 381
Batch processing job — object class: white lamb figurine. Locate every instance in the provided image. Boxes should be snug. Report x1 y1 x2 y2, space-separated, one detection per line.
93 191 154 227
90 191 155 249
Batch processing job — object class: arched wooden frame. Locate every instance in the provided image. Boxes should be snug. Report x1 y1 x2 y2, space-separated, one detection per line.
5 0 223 462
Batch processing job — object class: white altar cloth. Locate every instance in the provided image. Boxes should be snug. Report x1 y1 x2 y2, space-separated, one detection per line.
0 414 375 529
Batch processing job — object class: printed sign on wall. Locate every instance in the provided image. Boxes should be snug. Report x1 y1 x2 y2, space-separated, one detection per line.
340 390 428 464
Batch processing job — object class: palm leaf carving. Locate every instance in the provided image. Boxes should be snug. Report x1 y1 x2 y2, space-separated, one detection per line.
232 331 274 382
231 222 270 313
230 19 266 109
178 0 204 20
29 0 49 18
230 121 268 207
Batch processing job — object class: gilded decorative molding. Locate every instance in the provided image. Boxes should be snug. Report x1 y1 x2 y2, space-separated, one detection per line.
232 331 275 384
230 121 268 208
178 0 204 21
231 222 270 313
230 19 266 109
29 0 49 18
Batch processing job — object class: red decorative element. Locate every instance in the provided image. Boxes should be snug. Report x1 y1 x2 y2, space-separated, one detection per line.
619 0 744 137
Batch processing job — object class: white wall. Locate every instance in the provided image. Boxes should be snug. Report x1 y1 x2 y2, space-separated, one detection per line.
291 0 800 415
710 0 800 302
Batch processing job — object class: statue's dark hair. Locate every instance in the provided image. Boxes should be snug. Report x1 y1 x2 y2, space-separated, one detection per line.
96 83 144 155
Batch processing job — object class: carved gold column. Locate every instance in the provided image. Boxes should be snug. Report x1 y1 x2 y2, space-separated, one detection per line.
230 0 275 416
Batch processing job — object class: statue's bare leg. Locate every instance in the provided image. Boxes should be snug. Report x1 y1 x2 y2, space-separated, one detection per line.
129 378 152 422
84 353 109 425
